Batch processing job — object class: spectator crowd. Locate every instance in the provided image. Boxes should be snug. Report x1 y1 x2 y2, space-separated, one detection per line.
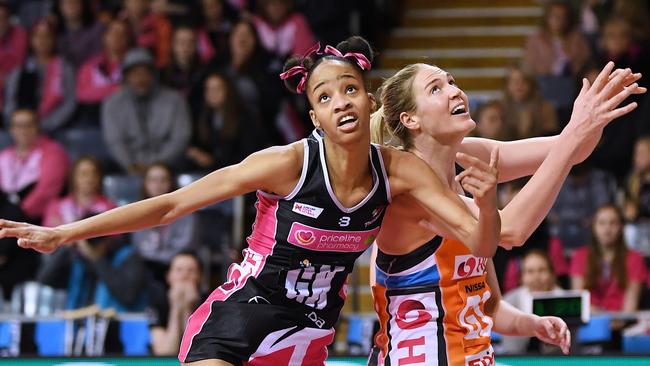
0 0 648 357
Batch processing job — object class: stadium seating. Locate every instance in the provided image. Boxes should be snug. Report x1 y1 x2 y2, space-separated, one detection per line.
34 320 68 356
119 319 150 356
103 174 143 207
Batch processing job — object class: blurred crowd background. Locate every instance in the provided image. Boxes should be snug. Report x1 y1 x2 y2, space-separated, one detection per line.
0 0 648 358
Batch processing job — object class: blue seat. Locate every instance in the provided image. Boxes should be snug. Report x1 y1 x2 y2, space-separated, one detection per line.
103 174 143 206
55 127 112 163
577 315 611 344
0 322 11 349
347 315 364 345
119 319 150 356
34 320 67 356
623 335 650 354
490 331 502 343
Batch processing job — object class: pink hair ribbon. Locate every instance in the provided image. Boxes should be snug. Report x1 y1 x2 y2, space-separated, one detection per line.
279 42 322 93
322 45 372 71
279 42 372 93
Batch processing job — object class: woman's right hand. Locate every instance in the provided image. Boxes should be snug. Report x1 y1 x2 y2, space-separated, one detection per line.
455 147 500 211
0 219 65 253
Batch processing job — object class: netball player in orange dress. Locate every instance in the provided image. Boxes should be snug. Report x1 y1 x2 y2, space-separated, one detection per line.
368 62 645 366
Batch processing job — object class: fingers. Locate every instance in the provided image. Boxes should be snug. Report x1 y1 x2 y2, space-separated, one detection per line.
17 238 54 254
455 166 495 186
605 101 638 122
602 71 643 100
489 147 499 169
456 152 490 171
561 327 571 355
599 68 631 99
543 319 556 340
540 317 571 354
601 83 637 115
0 227 29 239
551 317 571 355
460 181 485 199
590 61 615 93
577 78 590 100
459 177 490 194
0 219 29 229
563 327 572 355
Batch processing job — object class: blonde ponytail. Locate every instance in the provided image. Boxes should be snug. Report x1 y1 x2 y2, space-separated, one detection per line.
373 63 425 151
370 106 386 145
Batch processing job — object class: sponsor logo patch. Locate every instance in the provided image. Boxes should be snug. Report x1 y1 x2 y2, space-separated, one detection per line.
294 230 315 245
292 202 324 219
453 255 488 280
364 205 386 227
287 222 380 252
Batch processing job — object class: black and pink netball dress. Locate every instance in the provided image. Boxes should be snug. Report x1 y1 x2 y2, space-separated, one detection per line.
179 129 391 365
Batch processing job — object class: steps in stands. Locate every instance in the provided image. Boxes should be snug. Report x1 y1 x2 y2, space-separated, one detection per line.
369 0 543 103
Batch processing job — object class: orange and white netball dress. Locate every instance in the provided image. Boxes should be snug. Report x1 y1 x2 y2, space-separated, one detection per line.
370 236 495 366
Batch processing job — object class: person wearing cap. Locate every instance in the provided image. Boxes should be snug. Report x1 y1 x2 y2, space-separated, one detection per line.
100 47 191 175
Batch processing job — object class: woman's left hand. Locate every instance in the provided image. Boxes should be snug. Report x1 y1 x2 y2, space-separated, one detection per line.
533 316 571 355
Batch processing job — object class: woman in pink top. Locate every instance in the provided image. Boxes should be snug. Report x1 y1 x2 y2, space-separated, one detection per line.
196 0 233 62
570 204 647 312
252 0 316 59
43 156 116 228
76 19 134 105
0 3 27 86
121 0 172 67
522 1 591 77
0 109 69 222
3 20 77 133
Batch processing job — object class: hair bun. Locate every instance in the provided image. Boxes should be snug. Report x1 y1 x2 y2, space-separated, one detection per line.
281 56 310 93
336 36 374 64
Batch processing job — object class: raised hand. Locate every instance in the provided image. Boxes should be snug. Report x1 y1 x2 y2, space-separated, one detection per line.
565 62 646 163
0 219 64 253
533 316 571 355
455 147 499 210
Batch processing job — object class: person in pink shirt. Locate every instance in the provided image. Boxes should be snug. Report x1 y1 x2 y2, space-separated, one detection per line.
196 0 233 63
121 0 172 67
522 0 591 77
3 19 77 133
570 204 647 312
76 19 134 105
43 156 115 229
252 0 316 59
0 3 27 88
0 109 69 222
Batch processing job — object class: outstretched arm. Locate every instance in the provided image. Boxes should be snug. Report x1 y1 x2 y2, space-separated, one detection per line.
460 136 558 183
457 63 644 248
459 68 644 183
0 144 304 253
386 146 501 258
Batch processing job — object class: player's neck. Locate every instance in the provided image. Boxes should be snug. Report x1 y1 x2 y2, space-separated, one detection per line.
323 136 371 191
412 134 459 188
